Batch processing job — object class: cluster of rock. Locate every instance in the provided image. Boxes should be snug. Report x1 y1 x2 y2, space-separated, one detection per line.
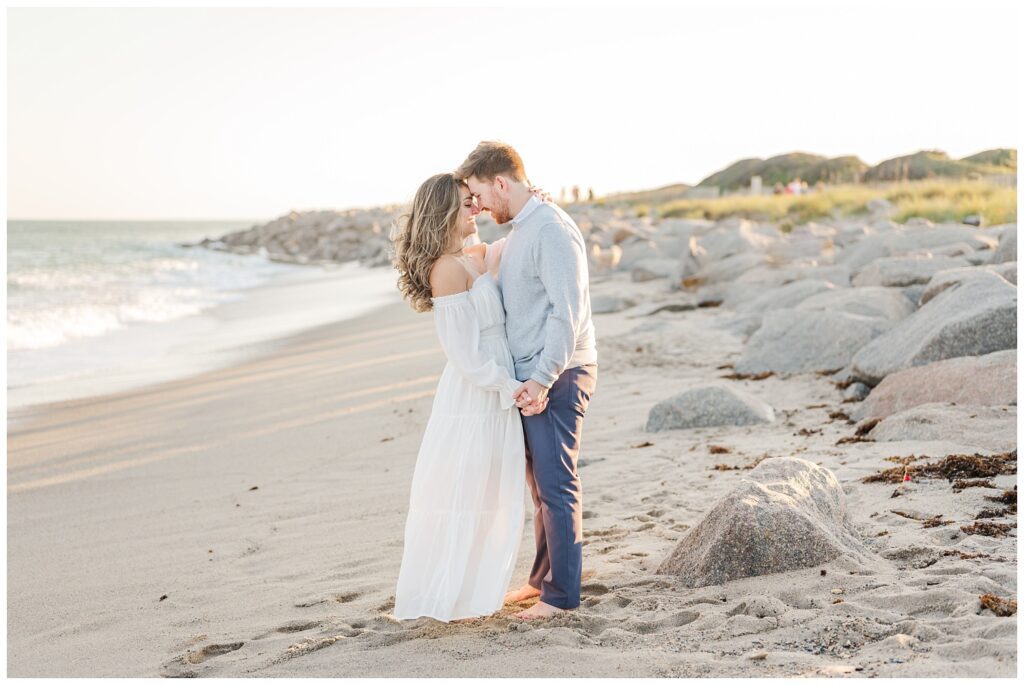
187 207 403 267
578 206 1016 425
580 205 1017 587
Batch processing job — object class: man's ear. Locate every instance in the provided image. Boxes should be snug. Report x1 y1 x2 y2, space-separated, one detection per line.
494 175 507 194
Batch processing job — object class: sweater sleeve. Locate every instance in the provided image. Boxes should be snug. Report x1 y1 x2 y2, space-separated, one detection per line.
432 292 521 408
529 222 587 388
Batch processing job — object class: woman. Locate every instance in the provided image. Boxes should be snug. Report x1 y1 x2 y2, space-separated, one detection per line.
390 172 546 622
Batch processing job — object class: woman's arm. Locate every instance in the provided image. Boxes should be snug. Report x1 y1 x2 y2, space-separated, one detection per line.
432 291 521 409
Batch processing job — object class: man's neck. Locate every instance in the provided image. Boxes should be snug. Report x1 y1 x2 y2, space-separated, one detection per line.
505 183 533 219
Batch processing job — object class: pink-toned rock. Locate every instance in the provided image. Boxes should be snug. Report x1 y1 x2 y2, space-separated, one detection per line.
852 350 1016 421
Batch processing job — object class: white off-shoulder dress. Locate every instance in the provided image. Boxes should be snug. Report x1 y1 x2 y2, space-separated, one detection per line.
393 241 526 622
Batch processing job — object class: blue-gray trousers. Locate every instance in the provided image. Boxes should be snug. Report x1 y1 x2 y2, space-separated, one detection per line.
521 364 598 610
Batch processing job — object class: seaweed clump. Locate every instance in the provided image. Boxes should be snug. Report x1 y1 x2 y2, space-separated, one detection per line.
863 451 1017 485
979 593 1017 617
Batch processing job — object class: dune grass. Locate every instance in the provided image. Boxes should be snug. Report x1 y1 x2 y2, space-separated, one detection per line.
885 180 1017 224
654 179 1016 227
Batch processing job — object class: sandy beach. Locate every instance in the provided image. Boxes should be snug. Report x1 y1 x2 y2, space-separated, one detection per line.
7 250 1017 676
7 4 1019 679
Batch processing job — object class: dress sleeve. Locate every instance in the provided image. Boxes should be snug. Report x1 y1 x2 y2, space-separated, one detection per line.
432 292 521 409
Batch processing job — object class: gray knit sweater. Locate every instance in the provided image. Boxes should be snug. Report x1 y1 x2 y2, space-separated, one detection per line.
497 196 597 387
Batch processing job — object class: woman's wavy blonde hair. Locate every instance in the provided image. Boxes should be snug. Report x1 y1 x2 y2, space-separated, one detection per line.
391 172 465 312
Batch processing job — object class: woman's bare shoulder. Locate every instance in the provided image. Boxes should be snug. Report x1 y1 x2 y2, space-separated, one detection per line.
429 255 470 297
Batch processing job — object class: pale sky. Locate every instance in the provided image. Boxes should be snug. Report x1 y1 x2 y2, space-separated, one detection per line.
7 4 1020 220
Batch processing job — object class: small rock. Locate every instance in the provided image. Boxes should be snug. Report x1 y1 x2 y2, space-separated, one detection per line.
646 385 774 432
843 382 870 401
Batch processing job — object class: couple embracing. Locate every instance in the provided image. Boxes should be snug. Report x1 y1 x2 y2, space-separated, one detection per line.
391 141 598 622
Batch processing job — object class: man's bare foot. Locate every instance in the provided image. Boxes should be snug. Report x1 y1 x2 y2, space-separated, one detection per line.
504 583 541 604
515 601 565 620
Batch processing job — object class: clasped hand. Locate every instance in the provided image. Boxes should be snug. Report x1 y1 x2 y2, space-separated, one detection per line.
513 380 549 416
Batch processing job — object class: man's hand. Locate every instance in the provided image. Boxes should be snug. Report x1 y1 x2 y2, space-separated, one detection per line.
520 396 549 416
514 380 549 414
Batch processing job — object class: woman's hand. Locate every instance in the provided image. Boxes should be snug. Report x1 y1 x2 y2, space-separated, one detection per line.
520 397 549 416
528 185 553 203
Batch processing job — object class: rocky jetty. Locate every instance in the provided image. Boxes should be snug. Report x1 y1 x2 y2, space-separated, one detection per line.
186 207 402 267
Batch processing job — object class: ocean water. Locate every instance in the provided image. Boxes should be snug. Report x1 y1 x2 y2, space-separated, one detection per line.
7 220 400 411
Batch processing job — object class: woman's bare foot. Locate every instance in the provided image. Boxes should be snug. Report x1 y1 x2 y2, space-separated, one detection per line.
504 583 541 604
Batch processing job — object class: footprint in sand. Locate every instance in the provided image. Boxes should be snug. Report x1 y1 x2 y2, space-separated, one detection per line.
269 623 367 666
274 619 323 634
616 576 674 591
584 525 631 540
622 610 700 634
293 590 361 608
161 640 244 677
585 593 633 612
185 641 244 664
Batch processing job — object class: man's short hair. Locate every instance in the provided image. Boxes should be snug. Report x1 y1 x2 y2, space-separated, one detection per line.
455 141 527 183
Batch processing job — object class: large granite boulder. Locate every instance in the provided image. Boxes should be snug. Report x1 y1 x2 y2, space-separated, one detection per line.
667 236 707 290
735 279 836 314
632 257 678 282
767 232 835 262
853 350 1017 421
885 225 999 252
837 237 892 273
657 458 871 587
616 239 664 270
735 309 892 375
919 264 1016 305
848 271 1017 385
694 282 766 308
646 385 774 432
837 226 997 272
867 403 1017 453
695 220 777 262
735 264 852 288
591 294 636 314
833 223 875 248
992 224 1017 264
655 217 716 238
716 312 765 340
999 262 1018 285
796 286 915 321
691 252 769 285
852 255 971 287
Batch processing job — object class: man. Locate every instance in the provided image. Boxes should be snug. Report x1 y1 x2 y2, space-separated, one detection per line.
456 141 598 620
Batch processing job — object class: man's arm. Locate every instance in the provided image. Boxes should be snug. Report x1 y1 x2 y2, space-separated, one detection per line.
528 221 587 388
